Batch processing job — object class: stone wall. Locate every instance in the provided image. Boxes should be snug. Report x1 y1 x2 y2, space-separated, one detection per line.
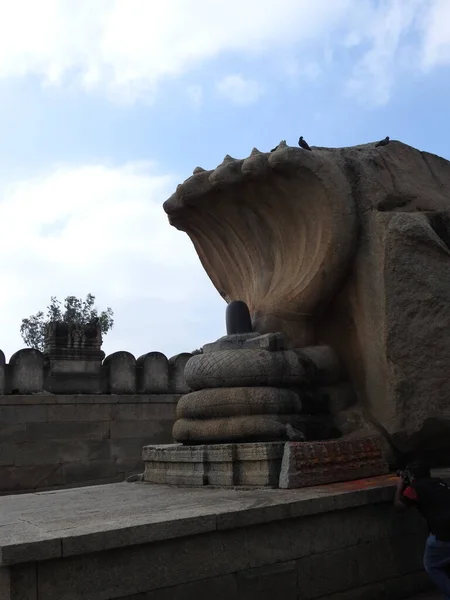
0 348 193 494
0 393 180 494
0 475 434 600
0 348 192 395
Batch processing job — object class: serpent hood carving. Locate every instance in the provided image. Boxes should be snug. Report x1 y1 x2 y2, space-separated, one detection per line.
164 140 450 464
165 142 358 347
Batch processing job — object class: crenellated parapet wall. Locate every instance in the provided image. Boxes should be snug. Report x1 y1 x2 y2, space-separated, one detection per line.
0 348 192 395
0 342 193 493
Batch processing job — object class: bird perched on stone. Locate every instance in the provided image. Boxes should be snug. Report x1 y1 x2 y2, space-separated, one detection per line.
298 136 312 151
375 136 390 148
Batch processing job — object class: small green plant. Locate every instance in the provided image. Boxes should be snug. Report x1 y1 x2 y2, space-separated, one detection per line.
20 294 114 351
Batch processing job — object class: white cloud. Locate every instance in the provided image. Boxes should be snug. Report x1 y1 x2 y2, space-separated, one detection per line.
0 0 347 102
421 0 450 70
345 0 424 106
216 74 264 106
0 0 446 106
186 84 203 109
282 59 322 83
0 162 225 360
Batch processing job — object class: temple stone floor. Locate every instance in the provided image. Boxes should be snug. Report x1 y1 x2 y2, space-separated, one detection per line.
1 471 449 600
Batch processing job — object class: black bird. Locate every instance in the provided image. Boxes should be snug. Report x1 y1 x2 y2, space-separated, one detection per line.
375 136 390 148
298 136 312 151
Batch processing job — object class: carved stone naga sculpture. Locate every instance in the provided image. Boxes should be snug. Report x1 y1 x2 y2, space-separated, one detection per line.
164 139 450 464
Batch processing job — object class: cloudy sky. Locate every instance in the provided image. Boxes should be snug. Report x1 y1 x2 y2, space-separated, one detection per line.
0 0 449 361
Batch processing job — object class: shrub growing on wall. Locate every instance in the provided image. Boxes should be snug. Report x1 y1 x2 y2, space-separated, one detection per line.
20 294 114 351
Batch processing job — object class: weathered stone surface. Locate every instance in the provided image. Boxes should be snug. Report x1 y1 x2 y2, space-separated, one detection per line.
173 415 306 444
243 332 285 351
110 419 174 441
62 459 118 484
202 333 259 353
0 405 47 424
164 143 358 348
0 465 64 493
44 322 104 360
0 563 37 600
0 474 438 600
333 406 377 439
43 323 105 394
177 343 340 444
185 349 315 390
318 382 357 414
279 437 389 489
298 346 341 386
374 211 450 457
15 440 111 466
143 442 285 487
47 404 112 421
164 141 450 460
176 387 302 419
0 471 442 564
112 403 175 421
136 352 169 393
237 562 297 600
104 352 136 394
124 574 239 600
0 351 5 395
0 395 179 493
168 353 192 394
25 420 107 441
9 350 44 394
115 457 143 475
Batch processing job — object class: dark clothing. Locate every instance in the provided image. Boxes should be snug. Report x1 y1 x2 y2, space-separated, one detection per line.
402 477 450 598
402 477 450 540
424 535 450 599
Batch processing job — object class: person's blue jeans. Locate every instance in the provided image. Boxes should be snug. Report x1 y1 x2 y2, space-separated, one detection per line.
424 534 450 599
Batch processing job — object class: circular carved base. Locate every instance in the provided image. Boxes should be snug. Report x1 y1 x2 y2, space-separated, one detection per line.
185 349 316 390
176 387 302 420
173 414 306 445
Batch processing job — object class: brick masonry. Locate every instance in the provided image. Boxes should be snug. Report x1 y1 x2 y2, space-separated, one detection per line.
0 394 180 494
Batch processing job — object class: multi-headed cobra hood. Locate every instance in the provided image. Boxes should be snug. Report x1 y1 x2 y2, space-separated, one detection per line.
164 140 450 349
164 141 358 346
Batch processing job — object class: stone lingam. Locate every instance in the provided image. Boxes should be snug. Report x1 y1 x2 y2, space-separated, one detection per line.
143 301 388 488
144 139 450 487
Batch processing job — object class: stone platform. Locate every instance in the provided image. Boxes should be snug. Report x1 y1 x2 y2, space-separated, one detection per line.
280 437 389 488
143 437 388 488
143 441 285 487
1 471 449 599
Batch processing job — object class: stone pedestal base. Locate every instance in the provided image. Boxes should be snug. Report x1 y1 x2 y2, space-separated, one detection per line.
142 437 389 489
279 437 389 489
142 442 285 487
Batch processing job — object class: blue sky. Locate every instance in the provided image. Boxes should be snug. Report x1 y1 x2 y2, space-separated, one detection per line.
0 0 449 360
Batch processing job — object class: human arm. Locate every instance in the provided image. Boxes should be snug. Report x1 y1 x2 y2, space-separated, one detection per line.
394 476 407 510
393 476 417 510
